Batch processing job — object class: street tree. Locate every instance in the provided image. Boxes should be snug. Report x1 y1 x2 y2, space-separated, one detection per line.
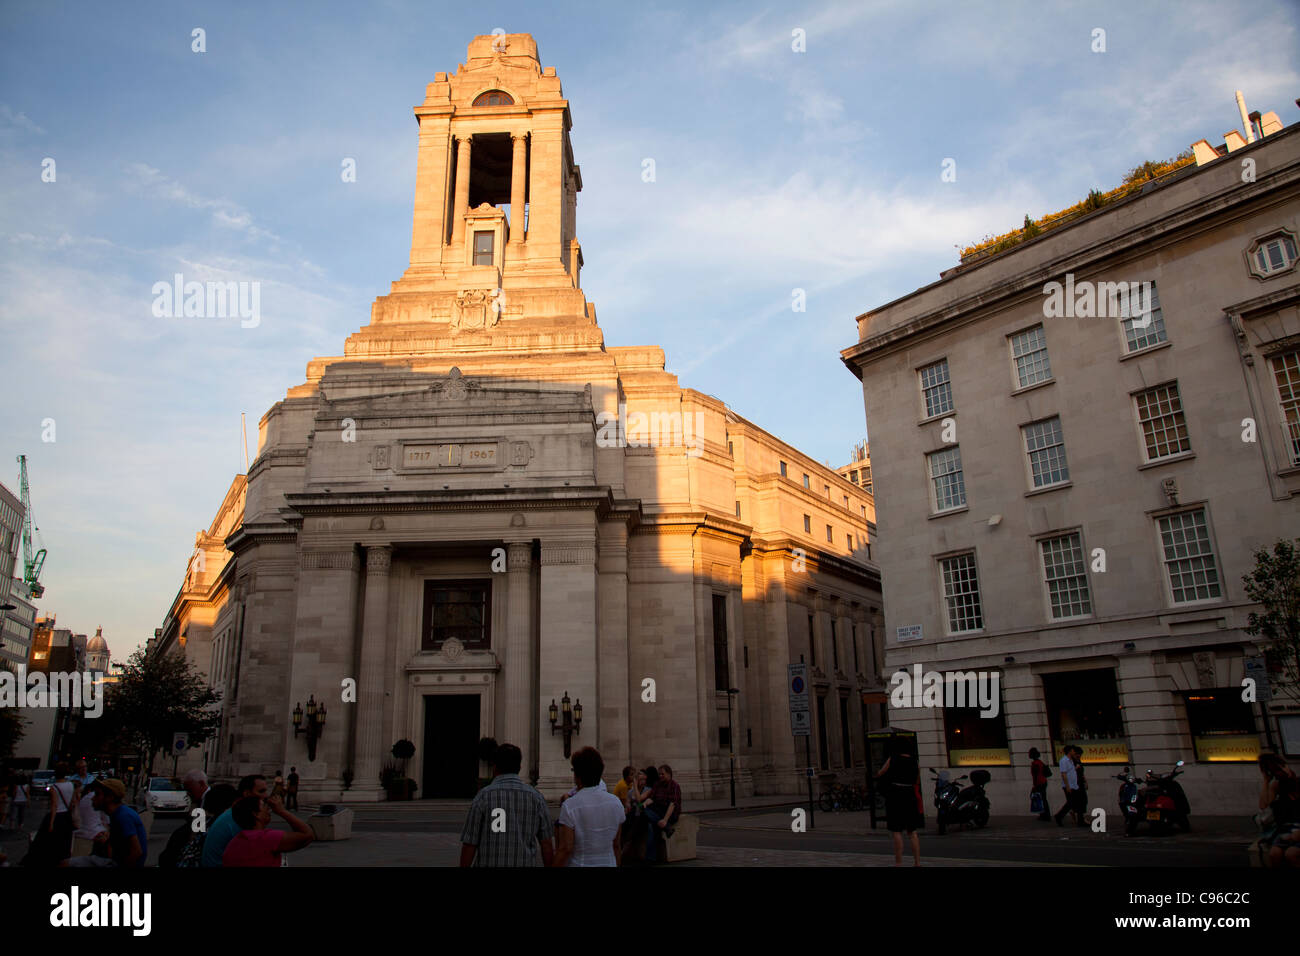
1243 537 1300 705
108 647 221 779
0 659 26 760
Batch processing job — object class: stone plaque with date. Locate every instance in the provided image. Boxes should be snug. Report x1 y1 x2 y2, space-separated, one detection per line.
398 441 503 472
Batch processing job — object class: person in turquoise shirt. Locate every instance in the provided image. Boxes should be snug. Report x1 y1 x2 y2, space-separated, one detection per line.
202 775 267 867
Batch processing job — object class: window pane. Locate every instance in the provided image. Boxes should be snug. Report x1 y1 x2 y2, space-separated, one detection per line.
1135 383 1191 460
1010 325 1051 388
1040 532 1091 618
1158 510 1221 603
1118 281 1167 352
941 553 983 632
928 446 966 511
1272 351 1300 465
1023 417 1070 487
919 359 954 417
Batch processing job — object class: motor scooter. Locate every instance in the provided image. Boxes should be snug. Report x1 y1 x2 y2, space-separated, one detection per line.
1116 760 1190 835
930 768 991 834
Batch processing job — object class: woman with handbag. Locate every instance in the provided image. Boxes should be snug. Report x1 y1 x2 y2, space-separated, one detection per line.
876 739 922 866
1029 748 1052 822
23 762 78 866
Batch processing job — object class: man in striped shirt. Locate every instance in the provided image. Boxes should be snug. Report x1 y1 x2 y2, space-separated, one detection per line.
459 743 555 867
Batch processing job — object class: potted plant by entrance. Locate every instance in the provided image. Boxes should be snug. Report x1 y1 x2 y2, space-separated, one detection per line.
386 739 417 800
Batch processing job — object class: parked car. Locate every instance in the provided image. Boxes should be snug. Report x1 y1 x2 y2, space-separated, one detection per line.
144 777 189 814
30 770 55 792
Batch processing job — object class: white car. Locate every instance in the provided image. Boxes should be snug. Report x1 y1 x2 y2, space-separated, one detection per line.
144 777 189 814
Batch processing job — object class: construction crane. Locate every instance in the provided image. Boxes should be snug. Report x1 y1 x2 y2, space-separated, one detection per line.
16 455 45 598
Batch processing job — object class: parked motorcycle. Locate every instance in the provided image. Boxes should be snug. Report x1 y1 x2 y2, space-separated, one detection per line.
1115 760 1190 835
930 768 991 834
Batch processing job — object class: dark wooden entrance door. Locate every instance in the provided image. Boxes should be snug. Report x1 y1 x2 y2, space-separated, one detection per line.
422 695 480 798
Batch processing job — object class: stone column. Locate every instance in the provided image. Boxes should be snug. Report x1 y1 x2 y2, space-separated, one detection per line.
451 134 472 247
503 541 533 766
509 133 527 244
354 545 392 799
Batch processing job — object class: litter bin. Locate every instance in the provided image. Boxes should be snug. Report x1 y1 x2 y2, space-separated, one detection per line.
308 804 354 841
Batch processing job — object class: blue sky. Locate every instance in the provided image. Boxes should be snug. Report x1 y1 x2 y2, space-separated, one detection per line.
2 0 1297 662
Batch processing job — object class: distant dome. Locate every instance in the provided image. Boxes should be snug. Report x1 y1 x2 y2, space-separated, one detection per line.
88 628 108 652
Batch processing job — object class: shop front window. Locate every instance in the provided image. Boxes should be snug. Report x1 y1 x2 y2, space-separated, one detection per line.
1043 668 1130 764
943 676 1010 766
1183 690 1259 762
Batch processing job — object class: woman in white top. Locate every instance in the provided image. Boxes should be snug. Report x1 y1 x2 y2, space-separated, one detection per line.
44 763 78 862
71 781 107 856
555 747 627 867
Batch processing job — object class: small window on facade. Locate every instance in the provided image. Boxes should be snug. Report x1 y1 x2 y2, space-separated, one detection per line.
826 524 833 543
780 460 787 477
473 231 494 265
1272 351 1300 465
1135 382 1191 461
1248 232 1299 278
1116 281 1167 352
735 500 741 517
928 446 966 512
472 90 514 107
1010 325 1052 389
803 473 810 489
423 580 492 650
843 495 849 509
803 514 811 533
919 358 954 418
940 552 983 633
1023 416 1070 488
712 593 729 692
1040 532 1092 619
1158 509 1221 604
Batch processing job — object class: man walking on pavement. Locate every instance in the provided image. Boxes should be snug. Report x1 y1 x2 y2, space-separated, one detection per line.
1054 745 1080 826
459 743 554 867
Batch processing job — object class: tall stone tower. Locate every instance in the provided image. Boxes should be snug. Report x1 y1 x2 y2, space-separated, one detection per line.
353 32 594 355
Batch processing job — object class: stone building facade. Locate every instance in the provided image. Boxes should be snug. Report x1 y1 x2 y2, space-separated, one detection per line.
841 113 1300 814
156 34 883 802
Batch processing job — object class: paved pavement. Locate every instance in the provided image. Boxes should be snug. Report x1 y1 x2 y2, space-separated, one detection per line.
0 793 1260 867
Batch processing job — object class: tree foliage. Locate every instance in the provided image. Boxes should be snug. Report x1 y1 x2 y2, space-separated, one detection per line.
0 659 27 761
1243 538 1300 705
107 647 222 776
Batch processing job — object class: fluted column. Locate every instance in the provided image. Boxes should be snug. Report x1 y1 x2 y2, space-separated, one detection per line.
509 133 527 244
354 545 392 798
451 134 472 246
503 542 533 767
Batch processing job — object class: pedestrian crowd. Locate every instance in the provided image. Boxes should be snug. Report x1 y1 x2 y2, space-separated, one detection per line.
460 742 683 866
0 759 314 868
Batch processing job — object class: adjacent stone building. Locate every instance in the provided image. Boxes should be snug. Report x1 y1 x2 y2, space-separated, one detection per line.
842 107 1300 813
157 34 883 802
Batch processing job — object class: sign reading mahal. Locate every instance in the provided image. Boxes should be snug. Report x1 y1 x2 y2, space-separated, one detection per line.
158 34 882 802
